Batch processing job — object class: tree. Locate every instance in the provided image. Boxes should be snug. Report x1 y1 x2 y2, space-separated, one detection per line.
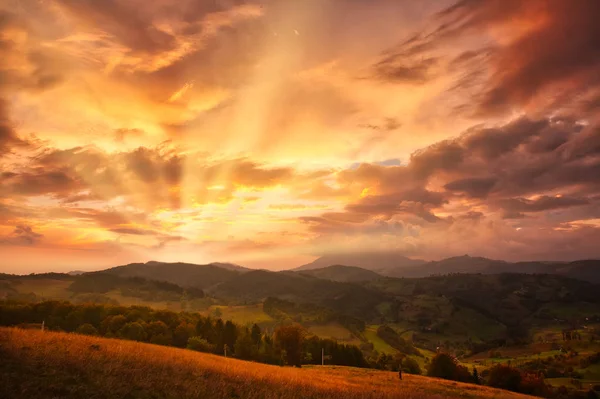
146 321 172 345
402 357 422 375
487 364 522 393
118 322 147 341
76 323 98 336
214 319 225 352
427 353 471 382
173 322 196 348
472 367 479 384
223 320 238 351
274 324 306 367
103 315 127 335
235 333 258 360
251 323 262 346
187 336 215 353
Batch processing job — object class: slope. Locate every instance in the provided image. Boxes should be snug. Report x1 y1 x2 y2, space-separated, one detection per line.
0 327 534 399
102 261 246 289
297 265 383 282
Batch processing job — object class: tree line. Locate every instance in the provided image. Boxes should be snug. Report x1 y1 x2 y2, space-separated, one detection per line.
0 300 366 368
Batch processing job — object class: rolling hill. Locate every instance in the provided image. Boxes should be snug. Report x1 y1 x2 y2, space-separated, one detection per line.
102 261 249 289
0 327 534 399
296 265 383 282
3 262 600 360
299 254 600 284
392 256 600 283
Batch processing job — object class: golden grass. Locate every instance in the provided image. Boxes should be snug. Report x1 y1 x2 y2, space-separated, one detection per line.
0 327 534 399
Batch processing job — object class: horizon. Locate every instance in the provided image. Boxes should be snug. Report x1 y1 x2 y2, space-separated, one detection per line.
2 0 600 273
3 252 596 276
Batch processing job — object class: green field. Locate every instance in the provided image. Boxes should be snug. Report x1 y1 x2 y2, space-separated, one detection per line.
364 325 397 354
307 323 361 345
13 279 72 299
204 304 274 326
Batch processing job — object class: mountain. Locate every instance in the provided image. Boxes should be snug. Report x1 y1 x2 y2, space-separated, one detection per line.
296 265 383 282
385 255 600 283
295 252 425 274
100 261 248 289
383 255 508 278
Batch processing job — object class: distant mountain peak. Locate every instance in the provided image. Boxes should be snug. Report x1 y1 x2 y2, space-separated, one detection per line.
294 252 425 273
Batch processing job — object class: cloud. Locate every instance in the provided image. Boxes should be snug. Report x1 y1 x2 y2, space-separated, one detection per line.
372 56 439 84
498 196 590 213
1 225 43 246
391 0 600 116
0 99 23 154
0 168 84 197
297 113 600 259
444 177 497 198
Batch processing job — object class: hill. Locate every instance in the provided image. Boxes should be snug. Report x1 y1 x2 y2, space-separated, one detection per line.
296 252 425 274
102 261 248 289
341 254 600 284
296 253 600 284
210 270 387 319
0 272 209 310
296 265 383 282
0 327 534 399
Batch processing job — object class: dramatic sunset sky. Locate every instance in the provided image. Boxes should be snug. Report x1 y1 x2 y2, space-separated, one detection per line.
1 0 599 273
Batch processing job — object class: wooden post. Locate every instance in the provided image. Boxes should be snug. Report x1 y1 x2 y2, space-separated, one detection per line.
321 348 324 366
41 320 45 332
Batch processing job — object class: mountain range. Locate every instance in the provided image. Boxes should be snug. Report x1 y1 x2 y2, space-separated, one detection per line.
296 254 600 283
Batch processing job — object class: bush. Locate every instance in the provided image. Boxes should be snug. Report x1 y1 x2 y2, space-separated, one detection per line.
76 323 98 336
520 372 550 397
187 336 215 353
487 365 521 392
118 322 147 341
402 357 422 375
427 353 472 382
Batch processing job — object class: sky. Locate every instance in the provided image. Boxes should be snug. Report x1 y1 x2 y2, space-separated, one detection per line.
1 0 600 273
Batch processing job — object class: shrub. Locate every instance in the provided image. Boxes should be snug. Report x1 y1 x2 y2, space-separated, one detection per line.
427 353 471 382
487 365 521 392
402 357 422 375
118 322 147 342
187 336 215 353
76 323 98 336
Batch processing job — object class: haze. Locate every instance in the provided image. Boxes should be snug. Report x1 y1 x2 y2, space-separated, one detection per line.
1 0 599 273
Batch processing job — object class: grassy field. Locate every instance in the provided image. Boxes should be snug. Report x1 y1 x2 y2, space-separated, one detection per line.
307 323 362 345
364 325 398 354
12 279 72 300
203 304 274 325
0 327 534 399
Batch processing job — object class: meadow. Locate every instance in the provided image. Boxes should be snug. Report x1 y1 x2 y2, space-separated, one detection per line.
0 327 534 399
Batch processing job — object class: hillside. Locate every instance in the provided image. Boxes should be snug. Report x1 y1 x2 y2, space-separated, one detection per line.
210 270 387 319
297 265 383 282
4 267 599 354
305 254 600 284
0 273 209 310
102 261 248 289
0 328 534 399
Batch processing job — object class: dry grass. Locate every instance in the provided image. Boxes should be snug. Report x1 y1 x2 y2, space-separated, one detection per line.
0 327 534 399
